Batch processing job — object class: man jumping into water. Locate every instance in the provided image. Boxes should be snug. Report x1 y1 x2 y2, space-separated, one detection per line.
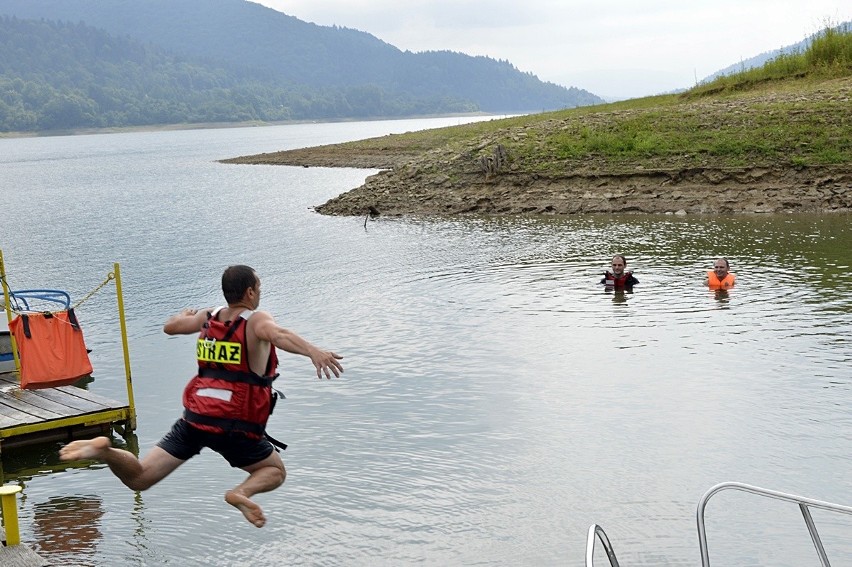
60 264 343 528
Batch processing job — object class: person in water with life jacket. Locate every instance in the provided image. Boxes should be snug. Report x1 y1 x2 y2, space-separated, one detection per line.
59 264 343 528
705 257 736 290
600 254 639 291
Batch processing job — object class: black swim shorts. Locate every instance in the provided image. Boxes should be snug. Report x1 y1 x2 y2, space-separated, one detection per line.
157 418 274 468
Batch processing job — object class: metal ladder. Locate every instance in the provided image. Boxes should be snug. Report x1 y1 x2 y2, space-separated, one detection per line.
586 523 621 567
586 481 852 566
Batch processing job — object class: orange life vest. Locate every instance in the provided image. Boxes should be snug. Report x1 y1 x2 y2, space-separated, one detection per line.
8 309 93 389
707 271 736 290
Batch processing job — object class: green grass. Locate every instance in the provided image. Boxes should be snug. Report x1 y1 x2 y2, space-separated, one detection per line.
687 23 852 96
503 23 852 172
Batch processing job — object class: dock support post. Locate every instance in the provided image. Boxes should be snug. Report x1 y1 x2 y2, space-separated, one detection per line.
0 484 23 546
113 262 137 431
0 249 23 377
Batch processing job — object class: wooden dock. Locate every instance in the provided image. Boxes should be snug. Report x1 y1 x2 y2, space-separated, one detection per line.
0 371 134 454
0 253 137 564
0 526 48 567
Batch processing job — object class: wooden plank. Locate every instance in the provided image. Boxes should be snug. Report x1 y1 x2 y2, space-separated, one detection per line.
2 401 128 435
12 389 104 414
0 390 82 416
0 374 19 393
1 374 125 408
0 544 49 567
1 368 131 453
53 383 126 406
0 403 37 427
0 396 64 421
1 407 131 442
1 521 47 567
17 389 110 413
1 378 124 413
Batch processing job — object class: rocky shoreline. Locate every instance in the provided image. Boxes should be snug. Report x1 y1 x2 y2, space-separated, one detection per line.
228 149 852 216
223 79 852 217
314 163 852 216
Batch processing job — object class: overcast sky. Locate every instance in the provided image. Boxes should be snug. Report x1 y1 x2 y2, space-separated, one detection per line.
255 1 850 100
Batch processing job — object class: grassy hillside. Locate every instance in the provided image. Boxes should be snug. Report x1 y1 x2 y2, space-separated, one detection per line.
247 76 848 174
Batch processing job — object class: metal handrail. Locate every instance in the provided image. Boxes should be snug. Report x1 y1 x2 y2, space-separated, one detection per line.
697 481 852 566
8 288 71 311
586 523 621 567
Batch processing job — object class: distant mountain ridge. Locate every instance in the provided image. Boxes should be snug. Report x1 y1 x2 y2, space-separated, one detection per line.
0 0 604 133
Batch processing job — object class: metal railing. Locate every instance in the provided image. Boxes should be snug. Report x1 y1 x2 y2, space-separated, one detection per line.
6 288 71 312
586 481 852 566
697 481 852 567
586 523 621 567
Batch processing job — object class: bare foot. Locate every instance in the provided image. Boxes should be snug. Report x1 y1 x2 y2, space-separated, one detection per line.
225 490 266 528
59 436 112 462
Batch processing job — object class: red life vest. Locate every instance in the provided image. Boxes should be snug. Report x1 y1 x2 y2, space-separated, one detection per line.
602 271 637 288
707 271 736 290
182 308 279 439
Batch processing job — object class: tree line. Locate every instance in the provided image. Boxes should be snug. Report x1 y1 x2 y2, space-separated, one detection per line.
0 16 479 132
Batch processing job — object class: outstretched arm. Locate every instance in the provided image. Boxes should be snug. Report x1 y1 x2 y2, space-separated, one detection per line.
163 308 211 335
252 312 343 379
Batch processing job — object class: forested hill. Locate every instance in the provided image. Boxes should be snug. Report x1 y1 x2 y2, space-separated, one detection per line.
0 0 604 133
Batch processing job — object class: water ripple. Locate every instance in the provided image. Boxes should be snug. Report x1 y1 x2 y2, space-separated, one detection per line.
5 127 852 567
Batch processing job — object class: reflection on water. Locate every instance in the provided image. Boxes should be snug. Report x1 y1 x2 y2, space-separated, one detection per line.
606 289 633 304
1 122 851 566
713 289 731 306
32 495 104 559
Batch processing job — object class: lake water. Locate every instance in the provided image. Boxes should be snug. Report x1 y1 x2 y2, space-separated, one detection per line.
1 118 851 567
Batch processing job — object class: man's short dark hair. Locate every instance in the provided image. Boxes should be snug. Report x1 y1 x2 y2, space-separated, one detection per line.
222 265 258 304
